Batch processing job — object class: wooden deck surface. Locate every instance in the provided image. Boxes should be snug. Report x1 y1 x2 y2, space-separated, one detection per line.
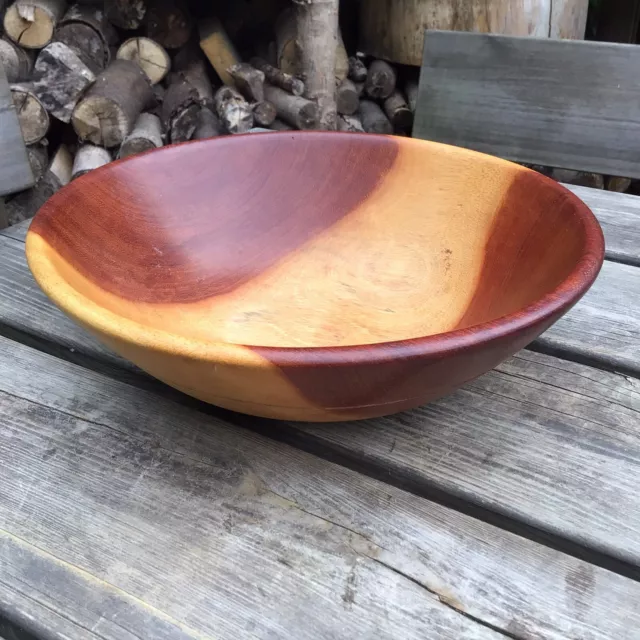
0 184 639 639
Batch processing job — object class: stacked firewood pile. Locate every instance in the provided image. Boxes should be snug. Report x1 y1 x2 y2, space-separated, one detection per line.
0 0 416 227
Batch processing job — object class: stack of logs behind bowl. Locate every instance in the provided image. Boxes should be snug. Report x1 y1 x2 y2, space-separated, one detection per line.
0 1 416 227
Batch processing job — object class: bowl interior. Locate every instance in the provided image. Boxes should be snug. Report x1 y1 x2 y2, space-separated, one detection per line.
28 133 593 349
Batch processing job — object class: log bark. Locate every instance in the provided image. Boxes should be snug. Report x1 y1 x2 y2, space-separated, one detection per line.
336 78 358 116
145 0 191 50
71 143 111 178
10 82 49 144
26 139 49 182
337 114 364 133
192 107 222 140
365 60 396 100
198 16 240 86
162 61 213 142
264 84 319 130
118 112 162 157
358 99 392 134
72 59 153 147
55 5 118 72
251 100 276 127
383 90 413 132
405 79 418 113
32 41 95 122
0 36 33 82
250 56 303 96
214 86 253 134
228 63 265 102
116 37 170 84
270 118 292 131
291 0 339 129
359 0 589 66
104 0 145 29
275 7 347 84
347 56 367 82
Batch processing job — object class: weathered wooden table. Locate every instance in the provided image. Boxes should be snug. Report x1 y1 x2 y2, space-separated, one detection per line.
0 184 639 639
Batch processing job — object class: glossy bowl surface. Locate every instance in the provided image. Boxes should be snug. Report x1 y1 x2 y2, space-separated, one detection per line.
26 132 604 421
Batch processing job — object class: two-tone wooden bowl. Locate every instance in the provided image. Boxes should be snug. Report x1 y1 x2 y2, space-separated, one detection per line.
26 133 604 421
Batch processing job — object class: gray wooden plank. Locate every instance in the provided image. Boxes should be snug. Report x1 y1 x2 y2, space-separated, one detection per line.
414 31 640 178
534 259 640 376
0 219 30 241
565 185 640 267
2 335 640 640
0 64 33 197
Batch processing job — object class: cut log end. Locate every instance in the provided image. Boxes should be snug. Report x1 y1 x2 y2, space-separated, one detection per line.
146 0 192 50
252 100 276 127
365 59 397 100
105 0 147 29
384 90 413 132
228 63 265 102
214 86 254 134
336 78 359 116
117 37 171 85
72 97 129 147
0 36 33 82
119 112 163 157
11 84 49 144
4 2 58 49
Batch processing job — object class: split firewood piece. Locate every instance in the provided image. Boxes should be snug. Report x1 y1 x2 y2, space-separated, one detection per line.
383 90 413 132
336 78 359 116
118 112 162 157
251 100 276 127
32 42 95 122
5 143 71 225
337 114 365 133
72 59 153 147
405 79 418 113
104 0 145 29
214 86 253 134
365 59 396 100
228 63 265 102
10 83 50 144
71 143 111 179
192 107 221 140
55 5 118 72
3 0 67 49
347 56 367 83
606 176 632 193
0 37 34 82
358 99 392 134
264 84 319 131
291 0 339 129
250 56 303 97
270 118 292 131
26 139 49 182
199 16 240 86
117 37 170 84
275 7 348 84
145 0 191 50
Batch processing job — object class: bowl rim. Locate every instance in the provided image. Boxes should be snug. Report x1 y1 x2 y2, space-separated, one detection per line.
25 133 605 368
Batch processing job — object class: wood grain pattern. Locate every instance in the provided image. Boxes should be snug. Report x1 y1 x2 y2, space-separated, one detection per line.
25 133 604 420
0 63 34 197
2 335 640 640
414 31 640 178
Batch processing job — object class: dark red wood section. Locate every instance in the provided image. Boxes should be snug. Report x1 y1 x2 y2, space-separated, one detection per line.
30 133 399 304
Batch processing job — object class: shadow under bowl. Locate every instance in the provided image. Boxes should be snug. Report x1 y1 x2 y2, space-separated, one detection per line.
26 132 604 421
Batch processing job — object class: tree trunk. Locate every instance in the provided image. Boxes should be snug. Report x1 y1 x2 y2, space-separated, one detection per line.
292 0 339 130
359 0 589 66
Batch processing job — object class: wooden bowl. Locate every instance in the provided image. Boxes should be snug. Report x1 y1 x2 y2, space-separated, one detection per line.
26 133 604 421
